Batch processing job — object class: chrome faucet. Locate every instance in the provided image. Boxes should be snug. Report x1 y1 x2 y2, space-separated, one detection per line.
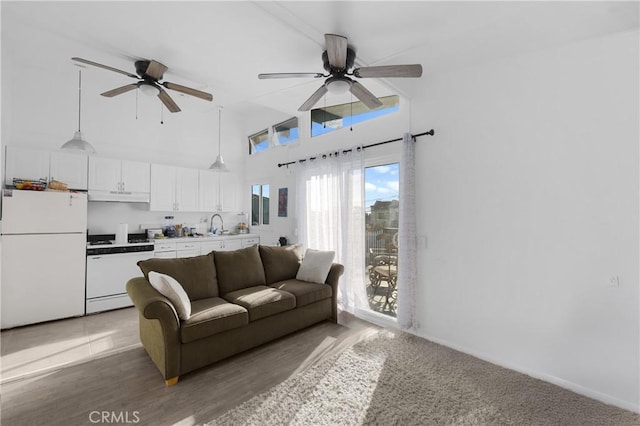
210 213 224 234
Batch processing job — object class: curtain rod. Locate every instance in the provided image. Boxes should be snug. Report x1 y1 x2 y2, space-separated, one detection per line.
277 129 435 168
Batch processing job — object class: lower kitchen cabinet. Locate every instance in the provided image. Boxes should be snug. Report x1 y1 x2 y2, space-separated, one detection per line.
155 236 260 258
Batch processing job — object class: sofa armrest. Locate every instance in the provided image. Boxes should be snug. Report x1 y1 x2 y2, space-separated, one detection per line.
324 263 344 323
126 277 182 380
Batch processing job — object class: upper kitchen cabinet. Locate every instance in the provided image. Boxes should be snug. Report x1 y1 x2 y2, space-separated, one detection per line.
50 151 89 190
150 164 199 212
220 172 238 212
4 146 88 190
199 170 238 212
88 157 150 202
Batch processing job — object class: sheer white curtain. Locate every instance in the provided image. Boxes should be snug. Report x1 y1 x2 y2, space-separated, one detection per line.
396 132 418 329
296 148 368 315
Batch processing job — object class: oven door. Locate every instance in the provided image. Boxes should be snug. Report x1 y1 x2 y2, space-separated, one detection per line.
86 251 154 300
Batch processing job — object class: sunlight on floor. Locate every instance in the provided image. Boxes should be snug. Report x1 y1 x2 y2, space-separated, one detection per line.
0 308 140 383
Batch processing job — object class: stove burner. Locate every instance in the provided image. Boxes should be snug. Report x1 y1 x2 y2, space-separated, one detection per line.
90 240 113 246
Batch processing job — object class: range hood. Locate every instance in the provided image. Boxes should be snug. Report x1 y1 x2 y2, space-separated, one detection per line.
88 190 150 203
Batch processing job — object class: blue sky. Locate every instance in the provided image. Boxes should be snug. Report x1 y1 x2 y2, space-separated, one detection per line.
365 163 399 212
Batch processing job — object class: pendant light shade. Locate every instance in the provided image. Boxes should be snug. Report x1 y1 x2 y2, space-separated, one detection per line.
209 106 229 172
61 69 96 154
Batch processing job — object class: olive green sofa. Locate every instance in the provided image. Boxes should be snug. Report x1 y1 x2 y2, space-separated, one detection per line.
126 244 343 386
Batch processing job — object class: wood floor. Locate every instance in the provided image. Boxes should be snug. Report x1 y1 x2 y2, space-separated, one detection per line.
0 308 380 426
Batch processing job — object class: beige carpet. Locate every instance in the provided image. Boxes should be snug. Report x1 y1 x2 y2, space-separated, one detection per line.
209 330 639 426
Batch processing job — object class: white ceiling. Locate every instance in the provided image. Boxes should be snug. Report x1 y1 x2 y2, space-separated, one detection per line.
2 1 638 117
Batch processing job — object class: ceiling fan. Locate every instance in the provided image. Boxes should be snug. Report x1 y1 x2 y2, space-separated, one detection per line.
71 57 213 113
259 34 422 112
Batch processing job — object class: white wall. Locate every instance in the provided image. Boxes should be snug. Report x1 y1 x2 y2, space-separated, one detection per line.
412 29 639 410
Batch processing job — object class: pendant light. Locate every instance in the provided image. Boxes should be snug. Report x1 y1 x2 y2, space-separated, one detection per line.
209 106 229 172
61 69 96 153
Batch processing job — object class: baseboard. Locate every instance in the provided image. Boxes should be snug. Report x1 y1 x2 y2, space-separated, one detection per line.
411 330 639 414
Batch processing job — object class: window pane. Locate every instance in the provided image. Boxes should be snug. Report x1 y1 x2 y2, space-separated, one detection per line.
274 117 299 145
249 129 269 154
262 184 270 225
311 95 399 137
252 184 261 225
365 162 400 318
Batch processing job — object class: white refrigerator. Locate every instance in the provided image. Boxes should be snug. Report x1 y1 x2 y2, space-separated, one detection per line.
1 190 87 328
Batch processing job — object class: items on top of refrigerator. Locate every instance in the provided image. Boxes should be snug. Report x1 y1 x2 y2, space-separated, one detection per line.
13 178 47 191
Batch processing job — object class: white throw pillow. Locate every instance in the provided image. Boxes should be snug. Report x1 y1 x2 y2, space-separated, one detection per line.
148 271 192 320
296 249 335 284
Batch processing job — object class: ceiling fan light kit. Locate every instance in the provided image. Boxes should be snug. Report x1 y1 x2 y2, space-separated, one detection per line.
325 76 352 94
71 57 213 113
61 69 96 154
258 33 423 112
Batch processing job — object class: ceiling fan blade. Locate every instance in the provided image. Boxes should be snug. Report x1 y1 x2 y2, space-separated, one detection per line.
353 64 423 78
298 84 329 111
71 57 138 79
157 88 181 113
349 81 383 110
325 34 348 70
258 72 324 79
163 82 213 101
100 83 139 97
145 60 168 80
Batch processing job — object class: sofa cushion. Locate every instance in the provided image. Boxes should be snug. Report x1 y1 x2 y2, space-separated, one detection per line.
269 279 332 308
214 245 267 295
180 297 249 344
223 285 295 321
148 271 192 320
296 249 336 284
138 253 218 301
259 244 303 285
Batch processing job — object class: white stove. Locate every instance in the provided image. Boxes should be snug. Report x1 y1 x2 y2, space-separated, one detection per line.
86 233 154 314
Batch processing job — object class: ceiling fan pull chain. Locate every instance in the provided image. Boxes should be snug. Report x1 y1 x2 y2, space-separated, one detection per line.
160 103 164 125
323 95 327 128
135 87 138 120
350 92 353 131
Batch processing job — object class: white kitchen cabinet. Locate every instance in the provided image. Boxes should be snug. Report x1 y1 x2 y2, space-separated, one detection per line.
150 164 176 211
121 160 151 194
88 157 120 192
201 238 243 253
200 240 224 254
49 151 88 190
199 169 240 213
154 240 177 258
175 167 200 212
154 251 177 259
4 146 87 190
177 241 200 258
5 146 50 186
241 237 260 247
199 170 220 212
150 164 199 212
220 172 238 212
88 157 150 201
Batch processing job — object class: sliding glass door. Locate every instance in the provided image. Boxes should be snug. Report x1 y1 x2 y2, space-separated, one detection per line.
364 162 399 318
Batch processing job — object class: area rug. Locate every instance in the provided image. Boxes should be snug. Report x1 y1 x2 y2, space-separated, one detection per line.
208 330 639 426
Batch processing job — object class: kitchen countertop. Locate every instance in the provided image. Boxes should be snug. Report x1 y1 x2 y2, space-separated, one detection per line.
152 233 259 243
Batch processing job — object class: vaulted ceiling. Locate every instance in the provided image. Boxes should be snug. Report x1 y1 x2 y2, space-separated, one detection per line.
2 1 638 117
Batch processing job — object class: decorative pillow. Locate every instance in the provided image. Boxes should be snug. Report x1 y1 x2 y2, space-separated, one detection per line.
148 271 192 320
296 249 335 284
214 245 267 295
137 253 218 300
259 244 303 284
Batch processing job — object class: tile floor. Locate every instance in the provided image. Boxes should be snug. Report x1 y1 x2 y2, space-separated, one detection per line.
1 307 140 383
